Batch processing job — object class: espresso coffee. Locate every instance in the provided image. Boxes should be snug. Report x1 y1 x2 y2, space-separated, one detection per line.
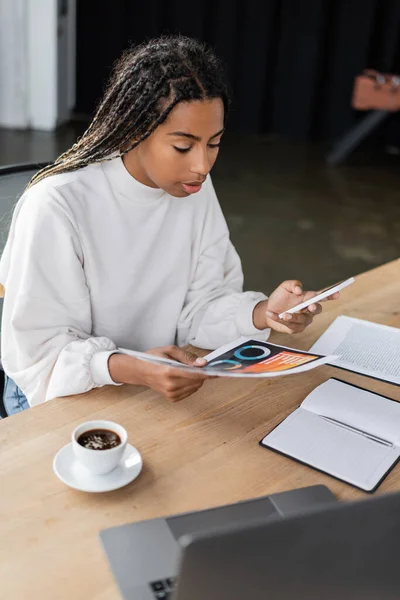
77 428 121 450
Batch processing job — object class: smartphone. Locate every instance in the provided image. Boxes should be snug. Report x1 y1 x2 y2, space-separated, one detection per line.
278 277 355 319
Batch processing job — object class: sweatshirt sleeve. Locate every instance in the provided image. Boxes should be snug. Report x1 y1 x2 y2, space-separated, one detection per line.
177 177 270 349
0 185 121 407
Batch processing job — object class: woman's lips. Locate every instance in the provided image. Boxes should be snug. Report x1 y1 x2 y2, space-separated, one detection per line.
181 182 203 194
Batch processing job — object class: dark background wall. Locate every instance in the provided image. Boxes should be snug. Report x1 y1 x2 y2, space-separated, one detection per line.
76 0 400 142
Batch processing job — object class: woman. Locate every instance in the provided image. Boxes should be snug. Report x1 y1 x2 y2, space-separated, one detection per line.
0 36 336 415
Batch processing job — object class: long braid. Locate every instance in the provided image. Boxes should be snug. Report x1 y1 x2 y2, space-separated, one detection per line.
27 35 230 189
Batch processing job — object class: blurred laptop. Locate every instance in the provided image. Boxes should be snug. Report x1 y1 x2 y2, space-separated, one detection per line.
100 484 336 599
175 490 400 600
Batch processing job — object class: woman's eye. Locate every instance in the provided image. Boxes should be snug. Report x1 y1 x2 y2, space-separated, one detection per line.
208 143 220 149
173 146 191 153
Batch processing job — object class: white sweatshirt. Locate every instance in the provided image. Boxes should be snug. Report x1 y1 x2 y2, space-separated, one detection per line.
0 157 269 406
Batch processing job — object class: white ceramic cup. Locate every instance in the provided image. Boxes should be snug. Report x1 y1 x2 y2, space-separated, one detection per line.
72 420 127 475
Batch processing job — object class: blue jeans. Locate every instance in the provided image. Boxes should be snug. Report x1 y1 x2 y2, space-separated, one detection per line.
2 374 29 417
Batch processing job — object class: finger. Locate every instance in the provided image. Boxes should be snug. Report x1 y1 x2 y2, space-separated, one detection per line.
301 290 318 302
302 290 340 305
323 291 340 301
287 322 312 334
166 366 211 381
280 312 294 322
179 382 204 396
269 310 310 325
168 392 194 403
164 346 206 366
167 382 204 402
284 312 314 326
164 377 204 395
282 318 315 334
268 321 299 335
169 378 206 390
279 303 321 320
270 314 314 334
280 280 304 296
302 303 322 316
267 310 282 323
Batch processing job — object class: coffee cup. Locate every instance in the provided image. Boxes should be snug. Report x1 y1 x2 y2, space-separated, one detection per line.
71 420 127 475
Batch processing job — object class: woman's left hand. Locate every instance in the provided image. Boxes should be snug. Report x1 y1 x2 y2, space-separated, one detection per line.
252 279 339 334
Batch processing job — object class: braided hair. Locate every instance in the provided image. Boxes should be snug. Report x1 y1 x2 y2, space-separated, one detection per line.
28 35 230 189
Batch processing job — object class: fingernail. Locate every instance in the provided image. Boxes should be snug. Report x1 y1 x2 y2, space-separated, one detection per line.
295 286 302 294
195 357 207 365
267 311 275 317
285 314 293 320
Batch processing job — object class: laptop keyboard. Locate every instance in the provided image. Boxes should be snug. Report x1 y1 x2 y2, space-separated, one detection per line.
150 577 176 599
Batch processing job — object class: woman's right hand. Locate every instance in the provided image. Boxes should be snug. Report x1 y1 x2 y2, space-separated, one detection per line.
108 345 211 402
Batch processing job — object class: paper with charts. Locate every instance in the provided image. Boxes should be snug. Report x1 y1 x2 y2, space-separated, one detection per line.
118 337 337 378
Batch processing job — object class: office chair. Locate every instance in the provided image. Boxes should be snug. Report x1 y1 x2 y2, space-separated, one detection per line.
0 163 48 417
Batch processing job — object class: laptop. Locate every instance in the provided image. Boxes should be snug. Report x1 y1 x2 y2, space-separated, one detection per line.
174 490 400 600
100 484 336 599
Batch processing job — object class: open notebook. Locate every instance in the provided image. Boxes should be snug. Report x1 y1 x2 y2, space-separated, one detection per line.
260 378 400 492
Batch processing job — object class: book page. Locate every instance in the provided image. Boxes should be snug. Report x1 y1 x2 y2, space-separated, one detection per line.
301 379 400 446
310 316 400 385
262 408 400 492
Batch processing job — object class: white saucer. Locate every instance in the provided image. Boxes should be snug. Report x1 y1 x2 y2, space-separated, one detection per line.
53 443 143 493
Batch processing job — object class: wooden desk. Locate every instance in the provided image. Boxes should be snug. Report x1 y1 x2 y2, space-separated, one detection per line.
1 260 399 599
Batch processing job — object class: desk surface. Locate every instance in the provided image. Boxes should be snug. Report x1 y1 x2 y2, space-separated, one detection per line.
1 259 399 599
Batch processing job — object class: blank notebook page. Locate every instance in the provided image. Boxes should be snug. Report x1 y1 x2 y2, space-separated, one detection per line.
261 379 400 491
302 378 400 445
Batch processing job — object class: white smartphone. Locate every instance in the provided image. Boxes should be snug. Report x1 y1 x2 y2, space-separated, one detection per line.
278 277 355 319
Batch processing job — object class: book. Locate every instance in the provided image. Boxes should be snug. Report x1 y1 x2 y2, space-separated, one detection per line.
260 378 400 492
309 316 400 386
117 337 337 379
